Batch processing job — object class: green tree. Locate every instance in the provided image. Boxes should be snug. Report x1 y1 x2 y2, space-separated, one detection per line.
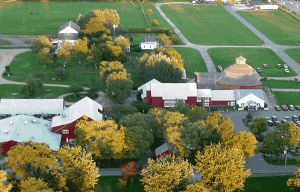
261 132 285 163
68 84 83 96
20 75 43 98
105 71 133 104
246 112 253 122
103 104 138 123
188 106 209 123
250 117 268 134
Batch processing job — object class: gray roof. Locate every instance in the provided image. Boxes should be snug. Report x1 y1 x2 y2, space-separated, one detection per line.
217 74 262 86
211 90 235 101
144 35 158 43
0 99 64 115
195 72 224 90
59 21 80 33
234 89 265 101
0 115 61 151
58 33 79 41
155 143 174 156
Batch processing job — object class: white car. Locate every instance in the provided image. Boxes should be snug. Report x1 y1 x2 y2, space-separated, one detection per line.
285 69 290 73
290 2 294 5
263 64 268 68
284 64 288 69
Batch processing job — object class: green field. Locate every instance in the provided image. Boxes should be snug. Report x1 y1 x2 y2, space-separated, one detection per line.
208 48 298 77
273 91 300 105
0 1 147 35
94 176 144 192
261 80 300 89
238 9 300 46
0 84 68 99
2 51 104 89
244 176 293 192
64 92 99 103
160 5 262 45
173 47 207 77
285 49 300 66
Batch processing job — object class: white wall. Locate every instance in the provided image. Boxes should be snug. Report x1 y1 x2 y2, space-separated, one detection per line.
236 93 264 108
141 42 159 50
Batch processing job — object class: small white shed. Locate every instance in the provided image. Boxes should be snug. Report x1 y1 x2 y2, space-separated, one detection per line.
140 35 159 50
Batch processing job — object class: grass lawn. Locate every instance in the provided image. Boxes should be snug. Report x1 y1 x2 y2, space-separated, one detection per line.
238 9 300 46
2 51 105 89
160 5 262 45
0 1 147 35
0 84 68 99
260 79 300 89
272 91 300 105
262 155 299 165
208 48 298 77
244 176 293 192
172 47 207 77
94 176 144 192
64 92 99 103
285 49 300 65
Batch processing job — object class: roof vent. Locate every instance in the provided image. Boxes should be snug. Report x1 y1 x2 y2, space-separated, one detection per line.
4 130 8 134
32 119 36 123
9 121 13 125
17 132 19 136
24 121 27 124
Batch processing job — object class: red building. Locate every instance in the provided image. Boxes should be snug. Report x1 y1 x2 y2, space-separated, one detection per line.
51 97 103 143
197 89 236 107
155 143 176 159
147 83 198 108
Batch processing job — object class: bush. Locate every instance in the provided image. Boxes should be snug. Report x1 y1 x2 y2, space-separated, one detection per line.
255 134 264 142
43 93 55 99
264 103 268 108
131 101 154 113
152 20 159 27
89 87 99 94
136 90 143 101
169 34 180 45
54 68 68 80
5 65 10 73
246 112 253 121
34 72 45 80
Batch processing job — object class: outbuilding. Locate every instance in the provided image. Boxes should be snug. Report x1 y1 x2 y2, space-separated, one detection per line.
234 89 265 110
137 79 161 104
140 35 159 50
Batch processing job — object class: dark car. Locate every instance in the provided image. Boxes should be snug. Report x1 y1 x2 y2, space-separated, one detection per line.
274 105 281 111
295 105 300 110
289 105 295 111
281 105 288 111
257 68 262 73
282 119 287 124
267 120 274 126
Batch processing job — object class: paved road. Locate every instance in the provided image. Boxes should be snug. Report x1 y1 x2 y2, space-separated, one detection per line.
272 88 300 92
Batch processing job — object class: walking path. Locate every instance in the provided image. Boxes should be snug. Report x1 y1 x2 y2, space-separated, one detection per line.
272 88 300 92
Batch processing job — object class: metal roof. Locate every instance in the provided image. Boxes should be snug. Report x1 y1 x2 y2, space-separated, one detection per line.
144 35 158 43
0 115 61 151
211 90 235 101
197 89 212 98
59 21 80 33
137 79 161 99
51 97 103 128
234 89 265 101
0 99 64 115
155 143 174 156
151 83 197 100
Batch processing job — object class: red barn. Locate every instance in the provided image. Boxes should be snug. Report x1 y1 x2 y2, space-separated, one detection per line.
0 115 61 154
155 143 176 159
51 97 103 143
148 83 198 108
197 89 236 107
137 79 161 104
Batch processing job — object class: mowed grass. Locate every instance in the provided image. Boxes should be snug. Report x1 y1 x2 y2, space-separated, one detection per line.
285 49 300 65
94 176 144 192
273 91 300 105
160 5 262 45
0 1 146 35
173 47 207 77
260 79 300 89
244 176 293 192
238 9 300 46
208 48 298 77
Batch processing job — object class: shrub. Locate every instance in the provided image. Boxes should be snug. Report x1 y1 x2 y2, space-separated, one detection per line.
69 84 83 95
169 34 180 45
54 68 68 80
136 90 143 101
5 65 10 73
152 20 159 27
264 103 268 108
43 93 55 99
131 101 154 113
255 134 264 142
34 72 45 80
89 87 99 94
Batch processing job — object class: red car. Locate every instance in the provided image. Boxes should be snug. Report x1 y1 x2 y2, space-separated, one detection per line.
281 105 288 111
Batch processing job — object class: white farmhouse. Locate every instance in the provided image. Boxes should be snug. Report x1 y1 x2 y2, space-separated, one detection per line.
234 89 265 110
140 35 159 50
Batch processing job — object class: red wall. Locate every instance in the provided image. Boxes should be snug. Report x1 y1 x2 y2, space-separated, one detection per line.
210 100 233 106
185 97 197 106
52 116 94 142
157 150 173 159
146 91 152 105
1 141 19 154
151 97 164 108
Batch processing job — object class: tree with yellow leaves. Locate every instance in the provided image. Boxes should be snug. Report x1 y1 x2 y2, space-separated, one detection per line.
277 122 300 148
232 131 258 158
152 20 159 27
195 143 251 192
228 0 236 4
105 71 133 104
158 33 173 46
57 40 73 65
217 117 235 146
287 159 300 190
19 177 54 192
140 155 194 192
0 170 12 192
115 35 131 51
215 0 222 4
205 112 223 128
81 16 111 35
146 9 153 16
31 35 53 54
75 117 134 160
38 47 53 66
107 42 123 57
74 37 89 60
99 61 124 80
155 47 184 70
56 145 99 192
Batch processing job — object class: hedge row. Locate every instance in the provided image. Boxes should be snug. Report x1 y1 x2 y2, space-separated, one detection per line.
128 28 167 34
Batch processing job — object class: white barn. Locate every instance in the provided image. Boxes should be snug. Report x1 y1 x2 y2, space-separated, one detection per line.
140 35 159 50
234 89 265 110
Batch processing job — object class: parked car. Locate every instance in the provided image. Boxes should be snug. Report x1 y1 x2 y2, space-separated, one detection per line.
274 120 280 125
218 66 223 72
284 64 288 69
290 2 294 4
285 69 290 73
278 64 281 68
265 117 270 121
295 105 300 110
289 105 295 111
281 105 288 111
282 119 287 124
272 116 277 123
296 121 300 126
284 116 290 121
293 115 298 122
263 64 268 68
267 120 274 126
274 105 281 111
257 68 262 73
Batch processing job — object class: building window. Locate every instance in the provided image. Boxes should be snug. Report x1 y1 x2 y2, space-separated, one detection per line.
205 97 209 102
98 108 102 113
197 97 201 102
204 103 209 107
228 102 230 106
231 101 235 106
62 130 69 134
150 45 152 49
144 45 145 48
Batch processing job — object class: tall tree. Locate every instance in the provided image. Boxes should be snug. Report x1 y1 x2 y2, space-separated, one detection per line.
105 71 133 104
287 159 300 191
0 170 12 192
74 37 89 60
277 123 300 148
20 74 43 98
38 47 53 66
261 132 285 162
19 177 54 192
232 131 258 158
31 35 53 54
115 35 131 51
140 155 194 192
195 143 251 192
99 61 124 80
57 40 73 65
249 117 268 135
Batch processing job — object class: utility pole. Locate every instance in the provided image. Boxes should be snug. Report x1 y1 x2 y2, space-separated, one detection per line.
284 147 288 172
297 4 299 15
